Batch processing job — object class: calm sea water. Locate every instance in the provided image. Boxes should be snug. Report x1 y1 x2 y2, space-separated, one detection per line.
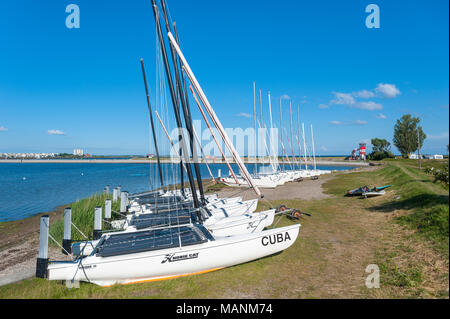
0 163 353 222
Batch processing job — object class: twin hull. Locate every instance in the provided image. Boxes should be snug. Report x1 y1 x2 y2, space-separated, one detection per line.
48 224 300 287
72 209 275 256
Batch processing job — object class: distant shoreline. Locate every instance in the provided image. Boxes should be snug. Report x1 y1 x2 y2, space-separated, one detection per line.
0 159 368 166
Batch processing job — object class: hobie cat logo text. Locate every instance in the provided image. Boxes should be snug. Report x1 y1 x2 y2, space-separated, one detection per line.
161 252 199 264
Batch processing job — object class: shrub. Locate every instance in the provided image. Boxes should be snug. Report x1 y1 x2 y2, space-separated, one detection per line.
425 164 449 187
368 151 395 161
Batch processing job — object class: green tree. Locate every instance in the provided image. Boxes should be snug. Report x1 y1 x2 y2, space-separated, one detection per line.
393 114 426 158
371 138 391 153
368 138 394 160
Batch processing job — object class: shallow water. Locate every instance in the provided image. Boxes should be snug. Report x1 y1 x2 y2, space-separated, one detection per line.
0 163 353 222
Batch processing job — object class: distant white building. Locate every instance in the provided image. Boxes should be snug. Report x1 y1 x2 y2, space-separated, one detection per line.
410 153 444 160
73 149 84 156
408 153 424 159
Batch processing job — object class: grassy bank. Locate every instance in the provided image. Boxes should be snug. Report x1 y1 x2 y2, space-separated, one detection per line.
48 193 121 246
376 160 449 255
48 180 226 245
0 160 447 298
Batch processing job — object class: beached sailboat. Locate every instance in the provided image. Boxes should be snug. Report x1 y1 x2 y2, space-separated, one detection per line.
48 223 300 287
72 206 277 257
347 185 392 196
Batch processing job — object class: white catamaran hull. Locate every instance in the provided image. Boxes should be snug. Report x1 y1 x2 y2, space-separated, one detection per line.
72 208 275 257
220 177 278 189
48 224 300 287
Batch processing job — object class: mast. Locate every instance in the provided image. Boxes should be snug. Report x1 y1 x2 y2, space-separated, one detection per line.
311 124 317 171
170 20 206 205
279 97 283 170
267 91 277 172
289 100 296 170
150 0 200 209
192 126 216 184
140 58 165 191
155 109 215 185
253 82 257 175
296 104 303 169
259 89 264 166
190 86 240 185
302 122 308 170
159 0 204 205
168 32 263 197
154 110 188 175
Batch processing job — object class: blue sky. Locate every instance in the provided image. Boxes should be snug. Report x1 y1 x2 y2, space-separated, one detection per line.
0 0 448 155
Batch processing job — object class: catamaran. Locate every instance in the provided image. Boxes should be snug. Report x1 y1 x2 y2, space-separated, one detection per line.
48 223 300 287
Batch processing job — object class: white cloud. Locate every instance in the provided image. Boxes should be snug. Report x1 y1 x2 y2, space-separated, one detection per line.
375 83 401 99
354 101 383 111
280 94 291 100
236 112 252 118
321 146 328 151
0 126 8 131
376 113 387 119
318 104 329 109
47 129 66 136
330 120 368 126
353 90 375 98
428 132 449 140
330 92 355 105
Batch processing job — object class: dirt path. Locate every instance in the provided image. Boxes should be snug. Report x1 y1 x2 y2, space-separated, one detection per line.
216 173 335 202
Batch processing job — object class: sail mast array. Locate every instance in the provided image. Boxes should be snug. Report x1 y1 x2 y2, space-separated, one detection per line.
189 86 240 185
140 59 165 191
150 0 201 210
311 124 317 171
167 32 263 197
159 0 206 205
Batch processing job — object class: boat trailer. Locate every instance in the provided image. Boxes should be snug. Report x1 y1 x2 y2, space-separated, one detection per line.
276 204 312 220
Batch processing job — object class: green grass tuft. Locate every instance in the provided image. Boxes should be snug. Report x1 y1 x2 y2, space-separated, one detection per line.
49 193 121 245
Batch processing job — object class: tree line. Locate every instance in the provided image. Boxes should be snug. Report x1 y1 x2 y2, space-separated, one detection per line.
368 114 429 160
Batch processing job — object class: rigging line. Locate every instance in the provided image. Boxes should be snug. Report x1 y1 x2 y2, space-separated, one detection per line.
256 119 272 170
47 232 73 259
253 82 257 175
174 53 262 197
273 125 293 169
192 126 216 184
189 85 240 185
155 109 189 176
140 58 165 191
172 22 206 205
283 127 296 170
151 1 200 209
71 222 88 240
261 120 278 173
